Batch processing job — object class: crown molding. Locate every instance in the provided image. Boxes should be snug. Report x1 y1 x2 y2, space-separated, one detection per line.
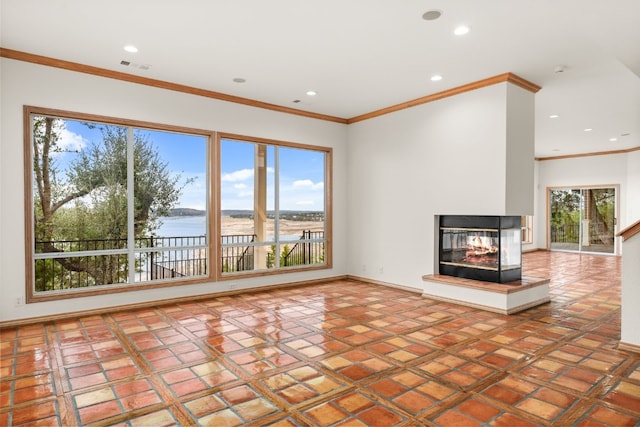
2 48 542 127
535 145 640 161
0 47 348 124
347 72 541 124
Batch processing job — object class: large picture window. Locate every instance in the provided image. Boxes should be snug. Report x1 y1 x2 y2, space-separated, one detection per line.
219 135 331 276
25 107 211 301
24 108 332 301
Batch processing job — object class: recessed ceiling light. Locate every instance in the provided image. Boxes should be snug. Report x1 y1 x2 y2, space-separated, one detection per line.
549 114 559 119
422 10 443 21
430 74 443 82
552 149 560 152
233 78 246 83
584 128 593 132
123 45 138 53
454 25 470 35
609 137 618 142
306 90 317 96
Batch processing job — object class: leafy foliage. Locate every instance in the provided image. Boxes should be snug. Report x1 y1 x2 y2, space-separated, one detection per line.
550 188 615 246
32 117 187 289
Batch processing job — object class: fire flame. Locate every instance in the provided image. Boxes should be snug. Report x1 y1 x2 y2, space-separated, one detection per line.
466 235 498 257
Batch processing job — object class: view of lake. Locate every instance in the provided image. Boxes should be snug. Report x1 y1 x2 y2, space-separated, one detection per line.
156 215 323 241
157 216 206 237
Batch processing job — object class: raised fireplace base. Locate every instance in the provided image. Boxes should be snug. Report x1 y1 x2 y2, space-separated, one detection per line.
421 274 550 315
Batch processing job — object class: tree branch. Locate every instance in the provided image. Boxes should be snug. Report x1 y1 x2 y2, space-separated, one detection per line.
50 189 91 214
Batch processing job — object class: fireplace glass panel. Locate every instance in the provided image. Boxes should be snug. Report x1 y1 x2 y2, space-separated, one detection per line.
440 228 500 270
501 228 522 269
439 216 522 283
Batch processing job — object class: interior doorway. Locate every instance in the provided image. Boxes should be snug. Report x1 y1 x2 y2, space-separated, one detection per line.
548 186 618 254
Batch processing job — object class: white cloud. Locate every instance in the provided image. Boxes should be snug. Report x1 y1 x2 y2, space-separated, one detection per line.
293 179 324 190
221 168 322 210
221 167 274 182
222 168 253 182
293 179 312 187
53 128 88 155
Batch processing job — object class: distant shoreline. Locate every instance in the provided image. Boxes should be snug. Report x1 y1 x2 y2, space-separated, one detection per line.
168 208 324 222
159 213 323 238
168 208 206 217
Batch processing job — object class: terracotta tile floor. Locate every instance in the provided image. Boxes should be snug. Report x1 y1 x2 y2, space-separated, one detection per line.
1 251 640 426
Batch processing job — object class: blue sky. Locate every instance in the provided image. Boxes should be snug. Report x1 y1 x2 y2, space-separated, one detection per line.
220 138 325 211
54 119 324 211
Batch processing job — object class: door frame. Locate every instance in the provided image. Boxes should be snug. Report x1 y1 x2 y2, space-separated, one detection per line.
546 184 620 255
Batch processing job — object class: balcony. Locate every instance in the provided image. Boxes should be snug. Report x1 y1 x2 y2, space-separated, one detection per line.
34 230 324 291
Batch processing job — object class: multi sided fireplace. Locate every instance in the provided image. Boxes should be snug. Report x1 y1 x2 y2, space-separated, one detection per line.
439 215 522 283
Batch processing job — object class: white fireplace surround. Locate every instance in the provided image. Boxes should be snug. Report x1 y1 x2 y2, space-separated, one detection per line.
422 273 550 315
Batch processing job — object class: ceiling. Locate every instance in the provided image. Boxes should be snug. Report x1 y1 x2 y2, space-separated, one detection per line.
2 0 639 157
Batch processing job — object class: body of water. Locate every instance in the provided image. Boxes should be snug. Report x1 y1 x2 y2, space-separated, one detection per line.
156 216 314 241
157 216 206 237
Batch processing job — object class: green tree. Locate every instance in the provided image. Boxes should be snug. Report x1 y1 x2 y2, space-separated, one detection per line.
584 188 615 245
267 244 291 268
550 188 615 246
33 117 187 287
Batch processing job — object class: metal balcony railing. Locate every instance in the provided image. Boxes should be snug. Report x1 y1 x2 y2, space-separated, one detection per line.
282 230 324 266
34 235 207 291
550 222 614 244
221 234 256 273
35 230 325 291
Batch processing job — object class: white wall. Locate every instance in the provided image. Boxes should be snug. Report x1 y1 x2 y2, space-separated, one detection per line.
346 83 534 290
522 161 542 251
620 150 640 347
0 58 3 299
505 84 535 215
534 153 630 251
621 231 640 347
626 150 640 225
0 58 349 322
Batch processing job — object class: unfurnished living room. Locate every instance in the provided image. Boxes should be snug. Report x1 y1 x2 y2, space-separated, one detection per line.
1 1 640 426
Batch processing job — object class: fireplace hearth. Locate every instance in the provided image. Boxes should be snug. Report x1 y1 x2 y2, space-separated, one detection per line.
439 215 522 283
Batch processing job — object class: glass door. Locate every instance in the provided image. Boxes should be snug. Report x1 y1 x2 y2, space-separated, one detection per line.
549 187 616 254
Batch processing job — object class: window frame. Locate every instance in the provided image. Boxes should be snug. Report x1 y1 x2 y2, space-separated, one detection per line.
24 106 216 303
215 132 333 280
23 107 334 303
521 215 533 244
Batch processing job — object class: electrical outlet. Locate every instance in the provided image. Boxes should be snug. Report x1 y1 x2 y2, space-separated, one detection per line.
379 266 384 274
15 296 24 306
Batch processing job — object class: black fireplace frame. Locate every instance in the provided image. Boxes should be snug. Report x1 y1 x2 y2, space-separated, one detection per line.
439 215 522 284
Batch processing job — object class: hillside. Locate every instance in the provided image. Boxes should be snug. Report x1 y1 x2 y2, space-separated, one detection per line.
168 208 206 217
168 208 324 221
